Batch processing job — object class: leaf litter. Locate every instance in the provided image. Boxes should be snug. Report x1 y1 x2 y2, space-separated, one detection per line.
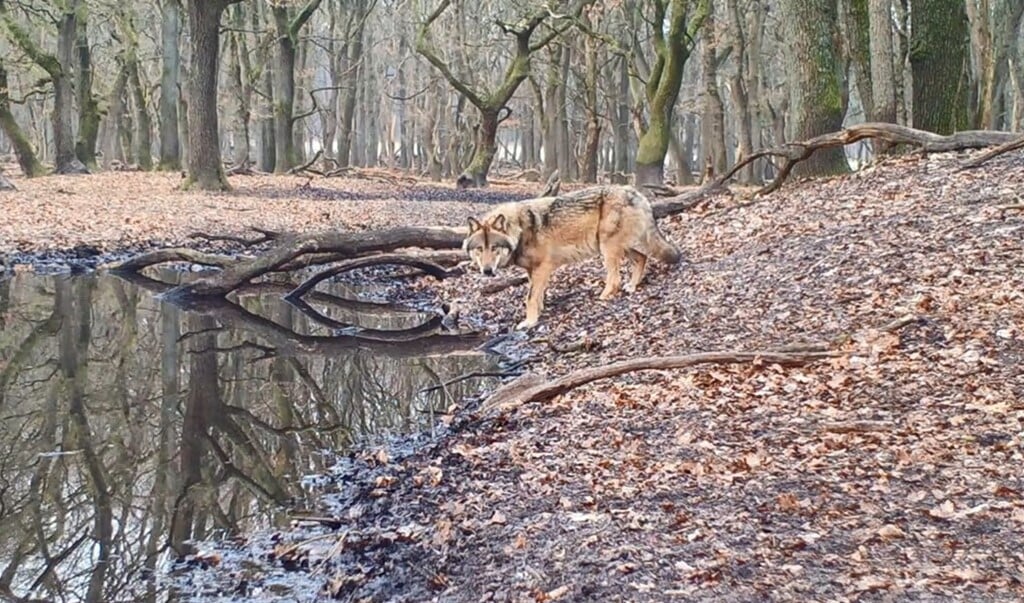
6 154 1024 601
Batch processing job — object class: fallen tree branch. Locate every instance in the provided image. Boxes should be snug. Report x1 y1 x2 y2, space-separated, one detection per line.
482 350 837 411
652 180 731 218
728 123 1020 196
148 227 466 297
961 133 1024 169
106 249 238 271
286 252 463 299
189 227 280 247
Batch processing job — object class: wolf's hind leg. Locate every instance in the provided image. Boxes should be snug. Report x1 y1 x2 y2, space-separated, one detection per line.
599 245 625 300
624 249 648 293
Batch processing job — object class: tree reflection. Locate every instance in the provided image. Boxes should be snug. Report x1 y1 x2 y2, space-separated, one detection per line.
0 270 503 600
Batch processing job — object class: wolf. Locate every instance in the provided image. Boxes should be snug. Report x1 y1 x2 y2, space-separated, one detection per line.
462 185 681 329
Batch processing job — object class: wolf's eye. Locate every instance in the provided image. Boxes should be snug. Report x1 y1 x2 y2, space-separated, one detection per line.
469 248 481 256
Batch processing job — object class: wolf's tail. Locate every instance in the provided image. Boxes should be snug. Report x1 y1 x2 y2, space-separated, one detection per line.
645 225 682 264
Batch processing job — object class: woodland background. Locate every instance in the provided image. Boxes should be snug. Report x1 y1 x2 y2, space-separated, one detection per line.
0 0 1021 190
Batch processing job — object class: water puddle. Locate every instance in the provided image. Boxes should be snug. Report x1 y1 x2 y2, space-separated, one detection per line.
0 270 503 601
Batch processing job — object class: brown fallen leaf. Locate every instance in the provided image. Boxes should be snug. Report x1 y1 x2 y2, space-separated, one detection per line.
877 523 906 540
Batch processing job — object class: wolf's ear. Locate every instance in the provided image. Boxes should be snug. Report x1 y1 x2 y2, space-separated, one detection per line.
467 217 482 232
490 214 508 232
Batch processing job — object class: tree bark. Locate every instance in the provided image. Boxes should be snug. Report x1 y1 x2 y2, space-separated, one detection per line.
104 67 129 168
184 0 240 190
613 54 632 175
74 3 100 170
0 59 44 177
51 2 88 173
158 0 183 170
700 6 727 179
271 0 322 173
635 0 711 185
785 0 849 176
336 0 367 168
868 0 897 123
724 0 754 183
126 54 153 170
227 17 251 168
910 0 970 134
581 21 601 184
844 0 874 120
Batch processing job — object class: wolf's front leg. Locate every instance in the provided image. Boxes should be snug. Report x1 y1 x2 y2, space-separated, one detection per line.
517 265 553 329
599 246 624 300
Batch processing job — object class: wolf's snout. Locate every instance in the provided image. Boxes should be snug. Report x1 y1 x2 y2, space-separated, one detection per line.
482 267 495 277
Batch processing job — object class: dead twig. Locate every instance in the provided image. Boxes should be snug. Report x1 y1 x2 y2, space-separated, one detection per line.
540 169 560 197
289 149 324 175
821 420 894 434
419 370 518 394
961 133 1024 169
480 275 529 294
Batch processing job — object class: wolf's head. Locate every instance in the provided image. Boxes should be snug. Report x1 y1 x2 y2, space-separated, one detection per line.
462 214 517 277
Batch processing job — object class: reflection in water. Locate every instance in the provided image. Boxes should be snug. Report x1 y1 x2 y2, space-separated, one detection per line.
0 271 502 601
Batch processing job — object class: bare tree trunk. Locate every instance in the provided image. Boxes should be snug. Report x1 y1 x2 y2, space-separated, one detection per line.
724 0 754 183
126 54 154 170
55 2 88 173
184 0 241 190
634 0 711 185
785 0 849 176
613 54 631 176
581 9 601 183
227 29 251 168
910 0 970 134
318 0 341 170
271 0 322 173
158 0 183 170
868 0 898 123
556 46 573 182
844 0 874 121
0 59 44 176
336 0 367 168
104 67 129 168
74 3 100 170
700 7 727 179
966 0 994 128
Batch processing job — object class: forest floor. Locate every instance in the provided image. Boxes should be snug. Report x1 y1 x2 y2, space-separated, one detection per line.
0 168 539 269
5 154 1024 601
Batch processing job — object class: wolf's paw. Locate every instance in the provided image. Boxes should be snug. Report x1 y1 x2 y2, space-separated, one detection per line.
623 283 637 294
516 318 538 330
598 290 618 301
